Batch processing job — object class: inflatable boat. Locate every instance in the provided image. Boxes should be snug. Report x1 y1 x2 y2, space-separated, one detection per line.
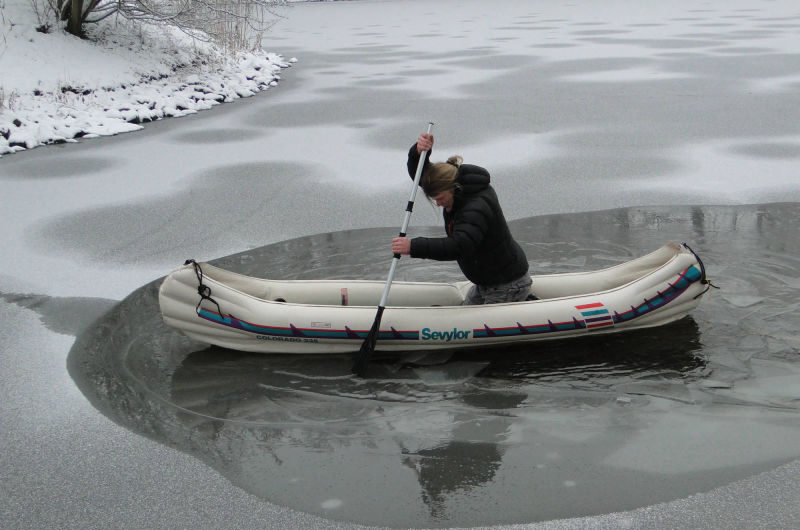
158 242 713 354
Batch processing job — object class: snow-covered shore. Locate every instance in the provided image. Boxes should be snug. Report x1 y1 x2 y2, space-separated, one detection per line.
0 0 295 156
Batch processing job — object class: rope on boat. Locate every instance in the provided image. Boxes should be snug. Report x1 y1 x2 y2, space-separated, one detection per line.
184 259 224 316
681 243 720 299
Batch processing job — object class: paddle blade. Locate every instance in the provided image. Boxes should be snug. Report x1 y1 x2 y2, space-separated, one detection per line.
352 306 385 377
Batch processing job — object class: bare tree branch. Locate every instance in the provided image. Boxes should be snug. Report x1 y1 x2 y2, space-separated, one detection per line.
61 0 287 51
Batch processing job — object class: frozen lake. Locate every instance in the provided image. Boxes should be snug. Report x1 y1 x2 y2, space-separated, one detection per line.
2 0 800 528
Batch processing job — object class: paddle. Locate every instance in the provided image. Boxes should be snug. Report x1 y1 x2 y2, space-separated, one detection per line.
353 121 434 377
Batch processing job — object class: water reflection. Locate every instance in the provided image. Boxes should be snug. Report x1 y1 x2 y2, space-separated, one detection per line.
68 204 800 528
465 318 703 384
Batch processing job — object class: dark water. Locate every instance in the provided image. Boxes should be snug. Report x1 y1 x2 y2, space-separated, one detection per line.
67 203 800 528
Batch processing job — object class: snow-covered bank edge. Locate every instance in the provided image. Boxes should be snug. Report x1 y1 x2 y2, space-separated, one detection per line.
0 0 296 157
0 51 294 157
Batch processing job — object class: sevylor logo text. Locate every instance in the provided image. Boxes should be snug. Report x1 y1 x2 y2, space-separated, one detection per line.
421 327 471 342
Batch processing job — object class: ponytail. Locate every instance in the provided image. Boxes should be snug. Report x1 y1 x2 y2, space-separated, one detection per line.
421 155 462 197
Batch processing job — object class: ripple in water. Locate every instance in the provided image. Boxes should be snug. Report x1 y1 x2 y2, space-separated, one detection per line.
68 204 800 528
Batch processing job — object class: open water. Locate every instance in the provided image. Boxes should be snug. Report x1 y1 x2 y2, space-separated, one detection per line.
68 203 800 528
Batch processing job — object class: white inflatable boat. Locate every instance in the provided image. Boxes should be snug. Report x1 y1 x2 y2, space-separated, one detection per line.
158 242 713 354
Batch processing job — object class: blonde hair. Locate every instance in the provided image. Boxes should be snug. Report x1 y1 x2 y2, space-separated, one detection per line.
421 155 463 197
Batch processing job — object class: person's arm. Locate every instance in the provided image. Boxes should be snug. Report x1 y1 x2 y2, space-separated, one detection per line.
407 133 434 179
410 206 491 261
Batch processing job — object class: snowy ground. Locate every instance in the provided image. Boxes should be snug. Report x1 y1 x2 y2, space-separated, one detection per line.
0 0 295 156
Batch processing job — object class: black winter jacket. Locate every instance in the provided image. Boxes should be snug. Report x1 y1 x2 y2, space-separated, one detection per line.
406 144 529 286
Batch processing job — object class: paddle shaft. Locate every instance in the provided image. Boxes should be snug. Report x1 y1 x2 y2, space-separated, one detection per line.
353 122 433 376
377 121 434 308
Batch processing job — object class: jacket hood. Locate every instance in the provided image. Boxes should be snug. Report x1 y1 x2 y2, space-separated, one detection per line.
455 164 490 196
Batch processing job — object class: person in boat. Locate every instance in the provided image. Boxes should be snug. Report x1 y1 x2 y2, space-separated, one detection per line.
391 132 532 305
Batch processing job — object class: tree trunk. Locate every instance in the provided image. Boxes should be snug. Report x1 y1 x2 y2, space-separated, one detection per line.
66 0 84 37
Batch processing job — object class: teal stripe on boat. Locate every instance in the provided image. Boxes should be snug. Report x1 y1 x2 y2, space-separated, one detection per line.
581 309 609 316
